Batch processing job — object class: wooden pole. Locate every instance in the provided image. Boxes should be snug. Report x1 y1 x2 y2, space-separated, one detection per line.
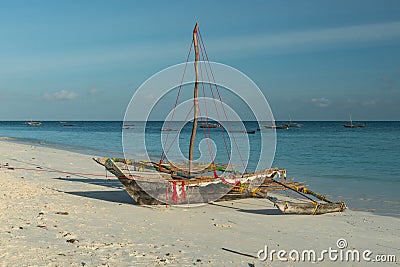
189 23 199 175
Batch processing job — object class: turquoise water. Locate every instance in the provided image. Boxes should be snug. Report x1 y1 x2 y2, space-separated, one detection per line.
0 121 399 217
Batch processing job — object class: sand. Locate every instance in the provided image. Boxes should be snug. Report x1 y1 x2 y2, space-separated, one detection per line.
0 140 399 266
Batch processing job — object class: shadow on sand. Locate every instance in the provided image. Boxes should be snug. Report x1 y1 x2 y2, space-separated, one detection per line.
54 177 123 189
210 202 283 215
64 190 137 205
53 176 137 205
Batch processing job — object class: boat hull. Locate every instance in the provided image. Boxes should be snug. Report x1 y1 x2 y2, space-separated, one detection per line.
94 158 346 214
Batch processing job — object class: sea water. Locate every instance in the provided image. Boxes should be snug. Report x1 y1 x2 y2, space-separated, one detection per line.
0 121 399 217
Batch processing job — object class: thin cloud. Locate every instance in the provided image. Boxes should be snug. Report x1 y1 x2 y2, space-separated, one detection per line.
212 21 400 55
43 90 79 101
362 100 376 106
379 75 398 92
88 88 102 95
311 97 330 108
2 21 400 75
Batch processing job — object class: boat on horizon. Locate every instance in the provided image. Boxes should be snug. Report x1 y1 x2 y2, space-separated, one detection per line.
25 121 42 126
199 122 221 128
264 124 289 130
285 115 302 128
343 114 366 128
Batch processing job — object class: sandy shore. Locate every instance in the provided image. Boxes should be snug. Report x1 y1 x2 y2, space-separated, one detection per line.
0 141 398 266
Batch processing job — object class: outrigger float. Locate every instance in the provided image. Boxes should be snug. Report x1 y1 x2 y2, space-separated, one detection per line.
94 23 346 215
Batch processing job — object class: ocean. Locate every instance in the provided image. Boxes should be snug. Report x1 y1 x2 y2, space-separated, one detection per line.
0 121 399 217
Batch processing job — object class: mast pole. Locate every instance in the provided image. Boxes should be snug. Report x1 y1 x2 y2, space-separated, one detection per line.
189 23 199 175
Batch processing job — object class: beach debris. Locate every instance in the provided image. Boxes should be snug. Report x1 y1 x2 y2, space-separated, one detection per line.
66 238 79 243
55 211 69 215
37 225 47 229
213 223 232 228
221 247 257 259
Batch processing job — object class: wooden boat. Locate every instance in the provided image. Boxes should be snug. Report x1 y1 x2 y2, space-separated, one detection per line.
94 157 288 205
93 157 345 214
93 23 346 215
228 130 256 134
264 124 289 130
161 127 175 131
199 122 221 128
285 115 302 128
343 114 366 128
25 121 42 126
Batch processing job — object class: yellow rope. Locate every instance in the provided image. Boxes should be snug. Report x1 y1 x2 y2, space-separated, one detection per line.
312 202 320 215
251 188 261 197
283 202 289 213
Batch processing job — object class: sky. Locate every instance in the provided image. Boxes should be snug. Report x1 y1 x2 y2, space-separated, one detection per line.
0 0 399 121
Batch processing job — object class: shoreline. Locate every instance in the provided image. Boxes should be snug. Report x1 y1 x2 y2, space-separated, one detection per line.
0 141 399 266
1 136 399 218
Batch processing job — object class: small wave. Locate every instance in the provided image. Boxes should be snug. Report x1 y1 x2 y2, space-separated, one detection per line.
0 135 123 158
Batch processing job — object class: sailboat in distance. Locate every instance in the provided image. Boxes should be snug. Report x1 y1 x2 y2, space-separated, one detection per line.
343 114 366 128
285 115 302 128
93 23 345 214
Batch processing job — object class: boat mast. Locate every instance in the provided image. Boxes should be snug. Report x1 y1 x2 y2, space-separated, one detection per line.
349 113 353 126
189 23 199 175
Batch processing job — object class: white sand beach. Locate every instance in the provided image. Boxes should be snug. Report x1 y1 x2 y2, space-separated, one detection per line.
0 141 399 266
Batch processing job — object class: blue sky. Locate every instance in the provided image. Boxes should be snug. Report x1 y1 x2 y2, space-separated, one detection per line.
0 0 399 121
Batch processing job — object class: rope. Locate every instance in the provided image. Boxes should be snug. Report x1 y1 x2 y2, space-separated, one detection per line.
312 203 320 215
198 60 215 164
198 28 246 169
0 165 106 177
160 39 194 163
197 33 231 161
163 105 194 158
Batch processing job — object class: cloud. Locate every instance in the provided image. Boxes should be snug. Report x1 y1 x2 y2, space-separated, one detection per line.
3 21 400 77
213 21 400 55
362 100 376 106
88 88 102 95
311 97 330 108
378 75 398 92
43 90 79 101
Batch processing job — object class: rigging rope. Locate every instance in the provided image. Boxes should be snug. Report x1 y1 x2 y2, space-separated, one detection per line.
0 165 106 177
197 28 246 170
160 39 194 163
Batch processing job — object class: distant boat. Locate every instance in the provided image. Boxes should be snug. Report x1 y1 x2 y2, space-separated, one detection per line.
25 121 42 126
264 123 289 130
199 122 221 128
285 115 302 128
62 123 76 127
343 114 366 128
228 130 256 134
161 127 175 131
